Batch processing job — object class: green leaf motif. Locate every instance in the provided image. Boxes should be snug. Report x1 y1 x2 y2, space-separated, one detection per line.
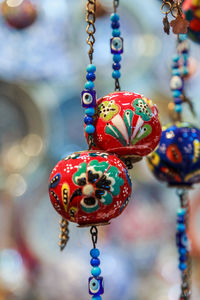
133 98 152 121
73 162 87 185
106 166 124 196
123 109 133 138
89 160 109 174
131 124 152 145
105 124 127 146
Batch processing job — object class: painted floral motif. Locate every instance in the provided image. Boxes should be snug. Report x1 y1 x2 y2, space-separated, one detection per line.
98 100 119 122
72 160 124 213
132 98 152 121
64 153 80 160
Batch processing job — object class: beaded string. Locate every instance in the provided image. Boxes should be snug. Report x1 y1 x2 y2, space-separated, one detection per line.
59 218 69 251
82 0 97 149
110 0 123 91
170 34 189 120
176 189 191 300
88 226 104 300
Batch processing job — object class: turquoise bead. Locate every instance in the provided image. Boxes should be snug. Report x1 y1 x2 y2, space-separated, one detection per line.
112 70 121 79
183 53 189 60
113 54 121 63
90 248 100 258
87 64 96 73
112 29 120 37
177 208 186 216
110 13 120 22
85 125 95 134
91 267 101 277
179 262 187 271
172 69 180 76
85 107 95 116
85 81 95 90
177 223 185 232
175 104 182 113
172 90 181 98
172 54 180 62
182 67 188 76
92 296 102 300
179 34 187 41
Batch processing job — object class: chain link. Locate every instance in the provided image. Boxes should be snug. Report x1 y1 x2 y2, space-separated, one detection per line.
59 218 69 251
113 0 119 13
115 78 121 91
90 226 98 249
86 0 96 63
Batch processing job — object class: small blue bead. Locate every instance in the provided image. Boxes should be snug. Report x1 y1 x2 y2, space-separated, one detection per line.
172 69 180 76
112 70 121 79
85 125 95 134
86 72 96 81
179 34 187 41
91 267 101 277
180 254 187 262
92 296 102 300
112 29 120 37
112 63 121 70
110 13 120 22
85 81 95 90
90 248 100 258
177 223 186 232
183 53 189 61
179 247 187 255
85 107 95 116
177 215 185 223
113 54 121 63
172 54 180 62
177 208 186 216
84 116 93 125
87 64 96 73
174 98 182 104
179 262 187 271
175 104 182 113
172 90 181 97
111 21 120 29
182 66 188 76
90 258 100 267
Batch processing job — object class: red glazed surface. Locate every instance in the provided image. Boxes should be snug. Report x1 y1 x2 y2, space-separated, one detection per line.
49 151 132 226
87 91 162 157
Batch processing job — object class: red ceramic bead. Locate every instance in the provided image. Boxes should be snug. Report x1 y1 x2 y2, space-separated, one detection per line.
86 91 161 158
183 0 200 43
49 151 132 226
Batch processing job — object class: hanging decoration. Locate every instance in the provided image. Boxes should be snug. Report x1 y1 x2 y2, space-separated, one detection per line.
183 0 200 43
1 0 37 30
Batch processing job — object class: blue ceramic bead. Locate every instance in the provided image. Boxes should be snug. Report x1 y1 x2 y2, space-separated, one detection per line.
172 69 180 76
90 258 100 267
177 215 185 223
110 13 120 22
113 54 121 63
86 72 96 81
84 116 93 125
183 53 189 60
177 208 186 216
179 34 187 41
112 29 120 37
177 223 186 232
111 21 120 29
172 90 181 97
112 62 121 70
172 54 180 62
112 70 121 79
85 125 95 134
174 98 182 104
92 296 102 300
91 267 101 277
90 248 100 258
179 247 187 255
179 254 187 262
179 262 187 271
87 64 96 73
85 107 95 116
182 67 188 76
89 276 104 296
175 104 182 113
85 81 95 90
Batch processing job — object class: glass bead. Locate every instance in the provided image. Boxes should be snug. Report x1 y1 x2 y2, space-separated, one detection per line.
110 13 120 22
172 54 180 62
179 247 187 255
90 258 100 267
87 64 96 73
179 34 187 41
85 125 95 134
112 70 121 79
84 116 94 125
112 63 121 70
85 81 95 90
113 54 121 63
179 254 187 262
175 104 182 113
177 208 186 216
86 72 96 81
92 296 102 300
90 248 100 258
172 69 180 76
85 107 95 116
177 223 186 232
174 98 182 104
81 90 96 108
179 262 187 271
111 21 120 29
172 90 181 98
112 29 120 37
91 267 101 277
89 276 104 296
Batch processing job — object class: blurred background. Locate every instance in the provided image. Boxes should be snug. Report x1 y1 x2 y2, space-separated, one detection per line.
0 0 200 299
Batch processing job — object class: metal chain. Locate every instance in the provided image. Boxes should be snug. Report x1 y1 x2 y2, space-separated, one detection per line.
176 189 192 300
86 0 96 64
113 0 119 13
59 218 70 251
90 225 98 249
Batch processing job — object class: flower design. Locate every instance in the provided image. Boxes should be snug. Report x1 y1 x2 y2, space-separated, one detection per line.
133 98 152 121
71 160 124 213
98 100 119 122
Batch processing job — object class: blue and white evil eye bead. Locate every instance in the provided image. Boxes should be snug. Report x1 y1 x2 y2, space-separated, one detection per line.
89 277 104 296
110 37 123 54
170 76 183 91
81 90 96 108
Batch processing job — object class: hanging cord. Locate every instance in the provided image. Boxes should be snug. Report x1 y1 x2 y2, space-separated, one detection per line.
90 225 98 248
86 0 96 64
113 0 119 13
176 189 192 300
59 218 70 251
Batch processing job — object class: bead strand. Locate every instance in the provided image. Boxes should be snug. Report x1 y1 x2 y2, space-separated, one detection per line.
110 10 123 91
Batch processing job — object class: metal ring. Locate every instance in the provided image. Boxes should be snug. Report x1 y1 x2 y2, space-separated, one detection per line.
161 2 172 14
